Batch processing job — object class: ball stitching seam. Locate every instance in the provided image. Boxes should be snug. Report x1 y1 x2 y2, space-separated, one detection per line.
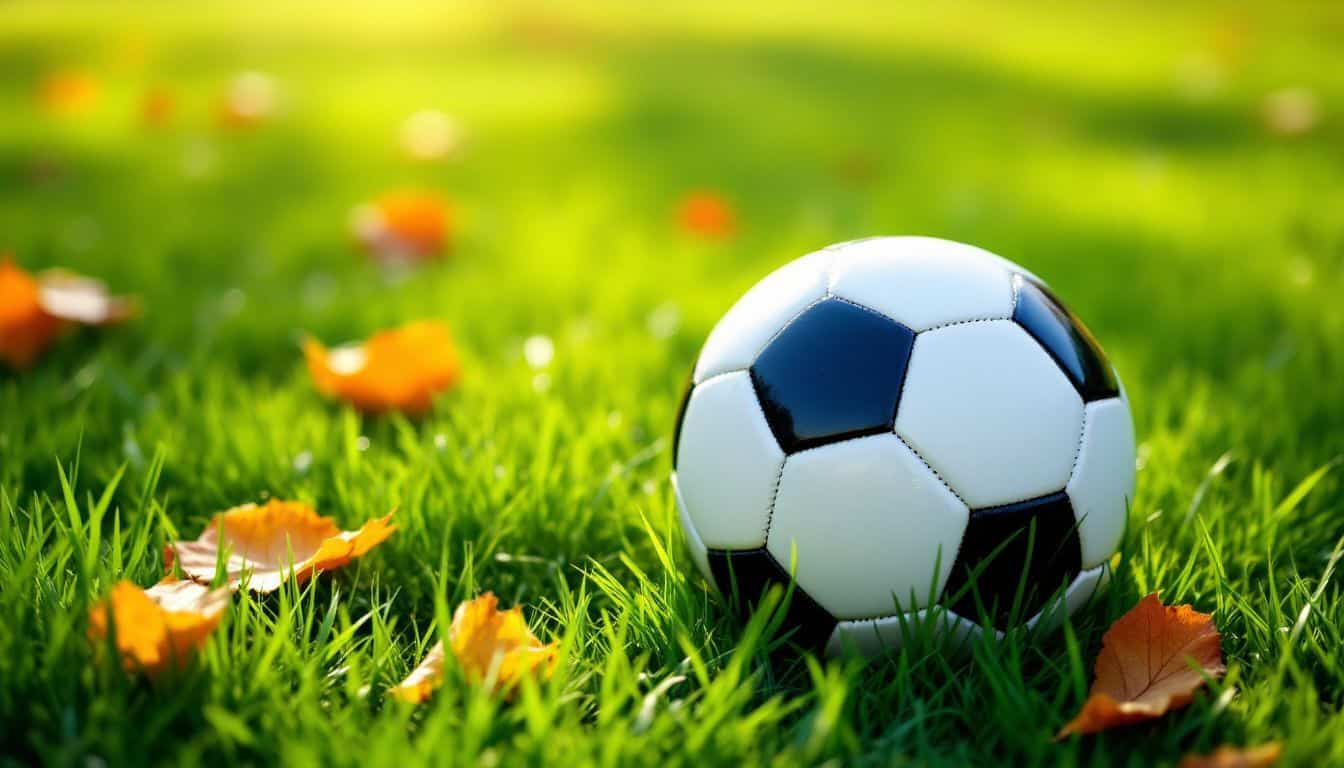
894 432 970 508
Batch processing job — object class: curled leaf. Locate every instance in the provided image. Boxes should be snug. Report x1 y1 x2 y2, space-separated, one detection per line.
88 578 229 676
391 593 558 703
1057 593 1224 738
305 320 461 414
166 500 396 593
1178 743 1282 768
0 258 136 368
351 190 452 262
676 191 736 239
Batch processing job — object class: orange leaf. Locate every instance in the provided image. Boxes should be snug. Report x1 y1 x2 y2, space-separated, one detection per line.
1178 743 1283 768
305 320 461 414
351 190 452 262
391 592 558 703
0 258 61 368
0 258 135 368
1057 593 1224 738
88 578 229 676
676 191 736 239
166 500 396 593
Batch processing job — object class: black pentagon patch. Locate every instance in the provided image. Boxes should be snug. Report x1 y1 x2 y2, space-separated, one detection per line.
1012 275 1119 402
749 298 915 453
941 491 1082 631
707 548 837 650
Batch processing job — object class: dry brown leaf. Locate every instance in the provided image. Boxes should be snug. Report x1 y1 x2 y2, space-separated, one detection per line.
305 320 461 414
166 500 396 593
0 258 136 368
391 592 558 703
88 578 230 676
351 190 452 262
1178 743 1282 768
1057 593 1224 738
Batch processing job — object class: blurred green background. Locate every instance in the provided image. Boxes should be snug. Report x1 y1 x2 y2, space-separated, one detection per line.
2 1 1340 493
2 2 1343 765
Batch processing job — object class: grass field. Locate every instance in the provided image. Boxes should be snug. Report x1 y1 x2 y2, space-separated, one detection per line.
2 2 1343 765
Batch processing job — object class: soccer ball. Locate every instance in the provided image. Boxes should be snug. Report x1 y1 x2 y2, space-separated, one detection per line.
671 237 1135 656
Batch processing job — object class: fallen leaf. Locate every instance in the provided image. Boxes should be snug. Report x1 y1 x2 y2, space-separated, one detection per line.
0 258 62 368
351 190 452 262
1178 743 1282 768
677 191 737 239
391 640 447 704
88 578 230 676
391 593 558 702
0 258 136 368
166 500 396 593
305 320 461 414
38 71 99 115
1057 593 1224 738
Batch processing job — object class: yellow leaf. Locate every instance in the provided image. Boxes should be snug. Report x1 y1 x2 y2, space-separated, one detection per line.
166 500 396 593
391 593 557 703
1178 743 1283 768
391 641 446 704
88 578 229 676
1058 593 1225 738
305 321 461 414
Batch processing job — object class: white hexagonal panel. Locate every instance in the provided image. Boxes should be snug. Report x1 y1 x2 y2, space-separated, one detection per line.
827 237 1016 330
676 371 784 549
672 473 713 584
825 607 985 658
1067 398 1136 568
896 321 1085 509
766 433 968 619
692 250 833 383
1026 563 1110 632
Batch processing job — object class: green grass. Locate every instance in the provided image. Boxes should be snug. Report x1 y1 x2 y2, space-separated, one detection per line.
2 1 1343 765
